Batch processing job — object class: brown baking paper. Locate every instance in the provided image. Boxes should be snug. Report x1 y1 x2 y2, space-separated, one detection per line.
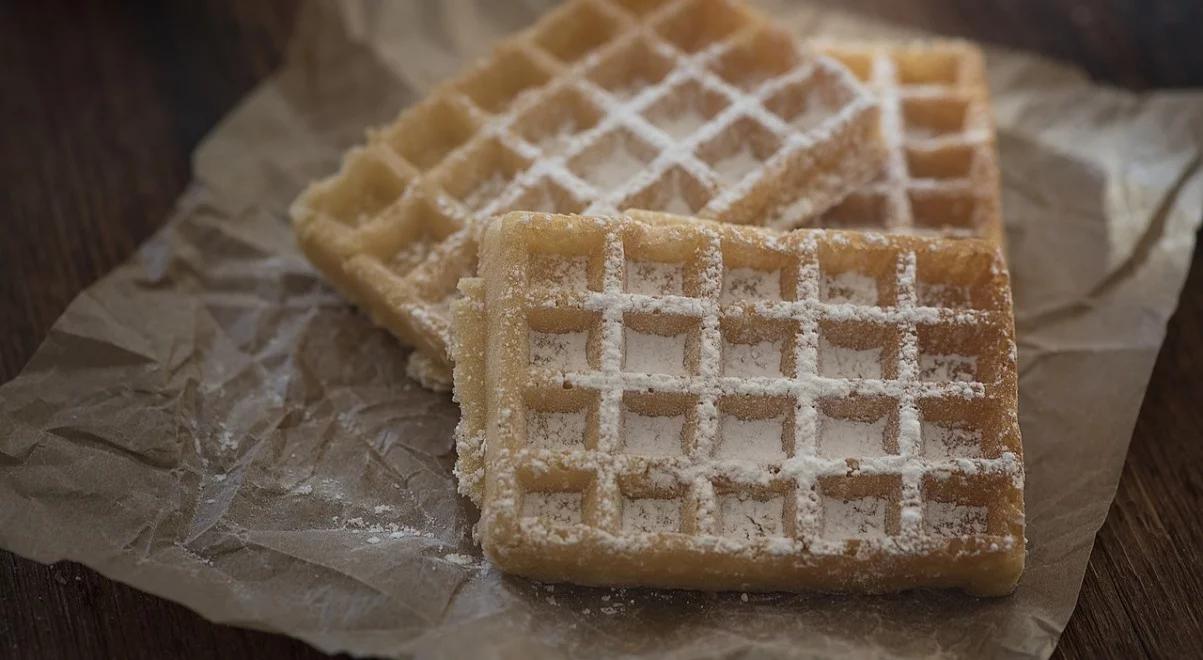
2 1 1202 657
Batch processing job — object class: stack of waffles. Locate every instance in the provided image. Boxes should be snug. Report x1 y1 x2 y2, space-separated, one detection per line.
291 0 1022 595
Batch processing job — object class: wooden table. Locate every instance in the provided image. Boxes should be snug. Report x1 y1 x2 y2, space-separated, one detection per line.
2 2 1200 657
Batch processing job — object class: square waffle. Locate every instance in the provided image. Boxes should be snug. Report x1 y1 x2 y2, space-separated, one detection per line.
290 0 885 382
452 211 1024 596
773 40 1003 243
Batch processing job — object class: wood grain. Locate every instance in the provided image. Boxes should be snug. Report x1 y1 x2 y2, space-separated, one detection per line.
1 1 1200 658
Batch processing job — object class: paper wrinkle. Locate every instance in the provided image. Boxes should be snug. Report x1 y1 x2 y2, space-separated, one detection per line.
2 1 1203 659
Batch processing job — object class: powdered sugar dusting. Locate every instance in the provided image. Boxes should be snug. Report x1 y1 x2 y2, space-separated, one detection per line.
822 271 878 305
818 338 883 379
529 410 587 449
717 414 786 460
621 411 685 456
530 330 589 371
722 267 782 302
531 253 589 290
626 260 684 295
622 497 682 533
823 496 889 540
719 493 785 540
722 339 783 376
818 415 889 458
460 214 1022 588
918 353 976 382
921 422 982 458
522 492 583 525
623 329 687 375
926 501 988 536
711 141 762 184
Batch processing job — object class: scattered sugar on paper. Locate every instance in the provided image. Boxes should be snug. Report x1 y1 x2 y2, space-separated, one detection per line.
822 271 878 305
722 267 781 302
626 260 684 296
623 329 687 375
818 416 888 458
819 337 883 379
621 412 684 456
717 415 786 460
722 339 782 376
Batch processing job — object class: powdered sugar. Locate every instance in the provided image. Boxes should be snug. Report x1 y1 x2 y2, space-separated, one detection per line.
623 328 687 375
918 353 977 382
921 421 982 458
529 410 587 449
717 414 786 460
722 267 782 302
818 415 889 457
621 411 685 456
626 260 684 295
818 337 882 379
821 271 878 305
722 339 783 376
530 330 589 371
925 501 988 536
823 496 889 540
459 214 1022 582
531 253 589 289
461 171 511 211
522 492 583 525
719 493 785 540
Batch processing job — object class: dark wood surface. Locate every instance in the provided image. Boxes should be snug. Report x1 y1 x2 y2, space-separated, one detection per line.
1 1 1200 658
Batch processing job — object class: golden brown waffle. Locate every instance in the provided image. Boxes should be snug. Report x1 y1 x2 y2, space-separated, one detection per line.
777 40 1003 243
290 0 885 382
452 211 1023 596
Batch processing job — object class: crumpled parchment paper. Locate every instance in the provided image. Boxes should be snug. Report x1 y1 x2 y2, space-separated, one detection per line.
2 1 1202 658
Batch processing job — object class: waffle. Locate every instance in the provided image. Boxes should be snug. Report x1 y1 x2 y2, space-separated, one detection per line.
290 0 885 382
772 40 1003 243
452 211 1024 596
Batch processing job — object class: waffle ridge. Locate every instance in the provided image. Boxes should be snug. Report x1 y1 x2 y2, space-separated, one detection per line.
453 211 1024 596
291 0 885 379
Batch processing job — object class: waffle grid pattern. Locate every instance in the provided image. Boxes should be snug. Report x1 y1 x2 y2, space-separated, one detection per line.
290 0 882 371
791 41 1003 242
455 212 1024 595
